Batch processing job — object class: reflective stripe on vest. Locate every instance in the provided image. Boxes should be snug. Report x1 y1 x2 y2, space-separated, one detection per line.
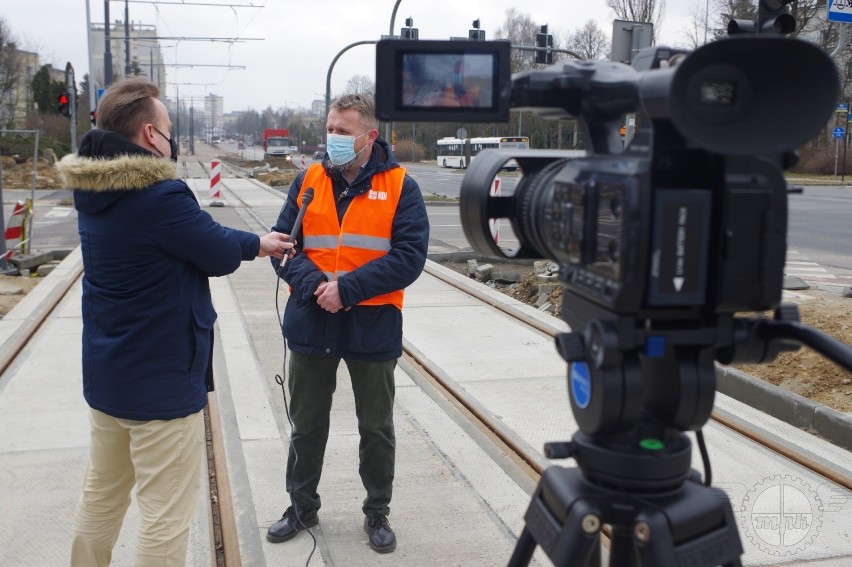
298 164 406 309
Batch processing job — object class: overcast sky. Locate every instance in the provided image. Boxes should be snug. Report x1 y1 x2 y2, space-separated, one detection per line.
7 0 699 114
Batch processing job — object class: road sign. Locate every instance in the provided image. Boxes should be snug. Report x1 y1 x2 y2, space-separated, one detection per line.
834 127 845 139
829 0 852 24
837 103 850 113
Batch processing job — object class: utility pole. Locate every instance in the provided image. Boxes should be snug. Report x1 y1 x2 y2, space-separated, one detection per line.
66 63 78 154
85 0 97 124
104 0 113 86
124 0 131 76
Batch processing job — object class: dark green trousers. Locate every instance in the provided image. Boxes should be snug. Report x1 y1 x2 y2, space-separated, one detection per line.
285 351 397 516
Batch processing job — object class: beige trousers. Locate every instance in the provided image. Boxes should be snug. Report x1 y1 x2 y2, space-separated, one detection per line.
70 407 204 567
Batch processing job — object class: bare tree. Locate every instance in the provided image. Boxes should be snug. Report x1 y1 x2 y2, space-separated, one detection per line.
495 8 541 72
345 74 375 96
564 20 611 61
606 0 666 42
0 17 21 128
679 1 712 49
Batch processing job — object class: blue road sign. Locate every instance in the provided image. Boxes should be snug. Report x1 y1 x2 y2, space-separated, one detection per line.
829 0 852 24
837 103 850 113
834 127 845 139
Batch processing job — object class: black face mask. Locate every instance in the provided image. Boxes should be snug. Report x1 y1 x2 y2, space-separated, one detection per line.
153 126 179 162
168 135 179 162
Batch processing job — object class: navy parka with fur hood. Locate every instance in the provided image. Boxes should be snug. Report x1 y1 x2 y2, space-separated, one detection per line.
271 139 429 361
57 129 261 421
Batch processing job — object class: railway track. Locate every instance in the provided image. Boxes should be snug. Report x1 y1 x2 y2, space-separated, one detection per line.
8 156 846 565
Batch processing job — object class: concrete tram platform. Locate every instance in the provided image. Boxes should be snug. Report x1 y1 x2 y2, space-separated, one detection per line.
0 249 542 566
1 215 851 566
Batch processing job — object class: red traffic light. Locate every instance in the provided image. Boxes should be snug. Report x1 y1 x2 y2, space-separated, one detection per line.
57 92 70 116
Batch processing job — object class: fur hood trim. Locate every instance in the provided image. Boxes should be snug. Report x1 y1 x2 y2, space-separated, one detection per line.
56 153 178 192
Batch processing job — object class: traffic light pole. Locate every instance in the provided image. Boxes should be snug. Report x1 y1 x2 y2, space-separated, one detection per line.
511 44 584 63
66 63 78 154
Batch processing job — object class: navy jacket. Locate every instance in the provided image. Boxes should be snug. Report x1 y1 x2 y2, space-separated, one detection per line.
272 139 429 361
58 129 261 420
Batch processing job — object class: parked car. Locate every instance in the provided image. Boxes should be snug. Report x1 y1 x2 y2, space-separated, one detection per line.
313 151 325 161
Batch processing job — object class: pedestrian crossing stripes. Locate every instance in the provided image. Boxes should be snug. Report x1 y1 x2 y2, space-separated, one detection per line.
786 251 852 284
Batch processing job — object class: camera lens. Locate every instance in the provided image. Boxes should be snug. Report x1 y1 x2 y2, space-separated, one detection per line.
513 159 571 260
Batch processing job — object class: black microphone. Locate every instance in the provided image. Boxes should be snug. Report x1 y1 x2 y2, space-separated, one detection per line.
289 187 315 245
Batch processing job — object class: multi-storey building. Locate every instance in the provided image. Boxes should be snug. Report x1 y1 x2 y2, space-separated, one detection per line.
89 21 167 102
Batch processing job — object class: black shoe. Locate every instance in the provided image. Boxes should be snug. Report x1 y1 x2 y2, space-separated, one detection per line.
267 506 318 543
363 513 396 553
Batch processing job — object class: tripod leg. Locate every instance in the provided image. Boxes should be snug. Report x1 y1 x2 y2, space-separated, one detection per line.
507 527 537 567
609 525 641 567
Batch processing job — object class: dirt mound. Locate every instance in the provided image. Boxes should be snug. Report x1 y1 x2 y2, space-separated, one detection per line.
221 155 298 171
218 155 300 188
1 156 64 189
257 170 299 188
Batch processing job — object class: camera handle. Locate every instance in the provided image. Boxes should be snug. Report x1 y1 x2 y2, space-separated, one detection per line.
718 304 852 372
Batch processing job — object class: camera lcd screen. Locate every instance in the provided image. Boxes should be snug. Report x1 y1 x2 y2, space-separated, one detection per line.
376 39 511 122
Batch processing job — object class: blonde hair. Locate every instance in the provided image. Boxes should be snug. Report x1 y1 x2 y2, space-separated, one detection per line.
96 77 161 139
330 93 379 130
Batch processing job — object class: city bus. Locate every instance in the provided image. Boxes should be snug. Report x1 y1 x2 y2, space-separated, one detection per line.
435 136 530 169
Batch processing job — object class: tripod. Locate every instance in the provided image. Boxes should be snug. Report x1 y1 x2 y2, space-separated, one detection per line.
507 429 743 567
507 293 852 567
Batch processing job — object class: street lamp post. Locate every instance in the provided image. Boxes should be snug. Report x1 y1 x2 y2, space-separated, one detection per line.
325 40 377 145
386 0 405 146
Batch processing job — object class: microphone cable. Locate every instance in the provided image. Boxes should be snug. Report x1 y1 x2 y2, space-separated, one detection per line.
272 187 317 565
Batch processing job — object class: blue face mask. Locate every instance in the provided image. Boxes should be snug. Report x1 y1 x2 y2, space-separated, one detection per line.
326 131 369 166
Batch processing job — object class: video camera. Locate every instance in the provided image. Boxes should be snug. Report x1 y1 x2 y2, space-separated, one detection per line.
377 36 836 316
376 33 846 567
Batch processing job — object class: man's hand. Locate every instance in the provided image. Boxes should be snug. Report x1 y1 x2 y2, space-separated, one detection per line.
257 232 294 259
315 280 348 313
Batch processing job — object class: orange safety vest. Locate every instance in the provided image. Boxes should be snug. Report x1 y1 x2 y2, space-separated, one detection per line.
297 164 406 309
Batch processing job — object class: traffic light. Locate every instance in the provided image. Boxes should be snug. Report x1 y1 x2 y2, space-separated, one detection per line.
401 17 419 40
469 19 485 41
729 0 795 36
758 0 795 34
57 92 70 116
90 110 97 125
535 25 553 64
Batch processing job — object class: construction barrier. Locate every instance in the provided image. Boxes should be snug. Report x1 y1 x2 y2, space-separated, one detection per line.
210 160 222 200
4 200 27 261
